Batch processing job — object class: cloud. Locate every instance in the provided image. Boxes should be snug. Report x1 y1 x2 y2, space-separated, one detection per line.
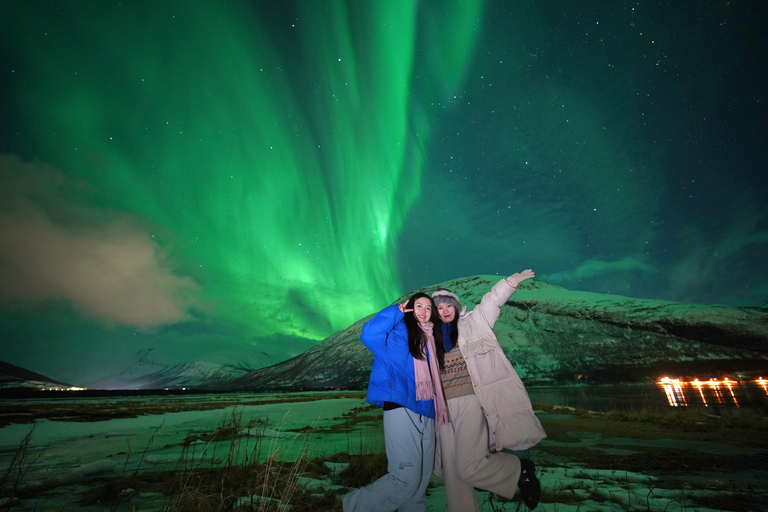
0 155 199 328
542 257 658 284
665 206 768 305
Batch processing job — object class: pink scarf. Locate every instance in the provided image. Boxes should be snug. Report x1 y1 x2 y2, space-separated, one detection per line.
414 322 448 426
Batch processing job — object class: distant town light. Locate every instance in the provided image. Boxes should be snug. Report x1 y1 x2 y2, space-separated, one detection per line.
656 376 768 407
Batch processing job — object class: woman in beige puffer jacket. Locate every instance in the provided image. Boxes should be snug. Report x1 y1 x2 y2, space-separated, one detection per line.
432 269 546 511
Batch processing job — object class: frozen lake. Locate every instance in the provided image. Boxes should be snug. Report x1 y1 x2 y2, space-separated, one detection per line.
528 379 768 413
1 389 766 511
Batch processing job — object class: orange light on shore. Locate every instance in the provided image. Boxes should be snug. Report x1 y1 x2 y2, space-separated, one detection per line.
757 377 768 395
692 379 708 406
708 379 723 405
656 376 766 407
659 377 686 407
723 378 739 407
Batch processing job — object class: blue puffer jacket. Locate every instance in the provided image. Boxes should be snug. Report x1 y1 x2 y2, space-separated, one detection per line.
361 305 436 418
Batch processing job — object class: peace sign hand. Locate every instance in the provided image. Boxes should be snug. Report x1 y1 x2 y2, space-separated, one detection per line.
399 299 413 314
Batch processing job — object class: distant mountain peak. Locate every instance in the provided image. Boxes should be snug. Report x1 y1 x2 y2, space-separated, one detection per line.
82 360 254 390
0 361 73 390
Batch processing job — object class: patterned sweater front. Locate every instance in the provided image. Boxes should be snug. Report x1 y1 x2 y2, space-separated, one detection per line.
440 344 474 400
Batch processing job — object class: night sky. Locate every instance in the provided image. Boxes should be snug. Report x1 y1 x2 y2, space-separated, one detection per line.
1 1 766 384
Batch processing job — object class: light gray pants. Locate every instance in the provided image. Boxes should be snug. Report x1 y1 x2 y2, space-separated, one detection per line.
343 407 435 512
439 394 521 512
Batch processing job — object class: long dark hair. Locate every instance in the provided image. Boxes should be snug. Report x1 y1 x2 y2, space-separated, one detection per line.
445 315 459 349
434 288 460 350
402 292 445 369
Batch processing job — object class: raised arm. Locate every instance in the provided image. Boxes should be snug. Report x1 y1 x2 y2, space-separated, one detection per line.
361 304 404 357
508 269 535 288
474 269 535 327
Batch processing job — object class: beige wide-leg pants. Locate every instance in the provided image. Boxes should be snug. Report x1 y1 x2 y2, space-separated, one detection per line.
439 394 521 512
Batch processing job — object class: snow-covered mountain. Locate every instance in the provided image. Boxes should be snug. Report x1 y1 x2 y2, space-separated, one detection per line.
82 349 254 390
0 360 73 390
230 276 768 390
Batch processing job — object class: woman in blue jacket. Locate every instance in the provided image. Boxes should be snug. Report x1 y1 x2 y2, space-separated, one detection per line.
343 292 447 512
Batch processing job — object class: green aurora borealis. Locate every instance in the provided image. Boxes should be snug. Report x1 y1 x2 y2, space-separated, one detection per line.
1 1 766 383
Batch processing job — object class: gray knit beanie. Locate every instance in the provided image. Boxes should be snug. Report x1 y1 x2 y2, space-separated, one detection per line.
431 288 461 312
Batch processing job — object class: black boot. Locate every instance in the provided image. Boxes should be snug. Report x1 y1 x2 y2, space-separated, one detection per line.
517 458 541 510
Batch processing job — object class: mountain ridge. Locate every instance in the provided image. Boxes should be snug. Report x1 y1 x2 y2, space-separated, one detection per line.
230 276 768 390
4 277 766 391
0 360 73 389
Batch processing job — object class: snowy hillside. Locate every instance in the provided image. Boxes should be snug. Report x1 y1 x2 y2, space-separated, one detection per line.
232 276 768 390
83 361 252 390
0 360 73 390
228 315 375 391
83 349 254 390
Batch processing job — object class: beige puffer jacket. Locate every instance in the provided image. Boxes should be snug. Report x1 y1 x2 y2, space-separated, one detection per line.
458 277 546 451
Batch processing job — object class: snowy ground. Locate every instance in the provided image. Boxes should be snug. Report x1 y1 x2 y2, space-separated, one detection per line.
1 391 766 511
